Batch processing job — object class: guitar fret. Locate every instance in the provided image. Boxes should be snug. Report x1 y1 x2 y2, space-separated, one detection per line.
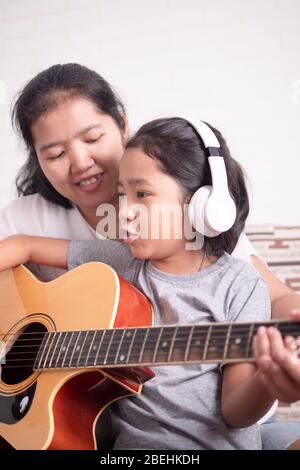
35 332 51 370
104 329 124 365
222 323 232 360
94 330 106 366
54 332 69 368
138 328 150 364
61 332 75 367
69 331 82 367
49 332 63 368
85 330 98 367
184 326 194 362
126 329 137 364
115 329 126 365
42 332 56 369
103 330 115 365
152 327 163 363
95 329 114 366
52 331 69 368
77 331 89 367
89 330 104 365
202 325 212 360
187 325 209 361
167 326 178 362
170 326 191 362
228 324 253 360
115 329 134 365
45 332 59 368
245 323 254 359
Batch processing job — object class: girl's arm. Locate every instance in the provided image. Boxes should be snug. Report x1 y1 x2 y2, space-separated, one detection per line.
221 276 275 427
221 316 300 427
221 361 274 428
0 235 69 271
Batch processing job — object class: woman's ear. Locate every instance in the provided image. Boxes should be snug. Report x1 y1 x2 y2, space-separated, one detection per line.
120 114 130 143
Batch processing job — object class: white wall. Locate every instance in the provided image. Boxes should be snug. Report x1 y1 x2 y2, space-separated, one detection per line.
0 0 299 225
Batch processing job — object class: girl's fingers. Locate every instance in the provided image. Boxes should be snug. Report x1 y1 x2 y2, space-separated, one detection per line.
289 309 300 321
253 326 271 359
258 363 300 402
267 327 286 362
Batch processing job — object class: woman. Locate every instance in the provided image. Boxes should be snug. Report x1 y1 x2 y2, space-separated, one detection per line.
1 63 300 449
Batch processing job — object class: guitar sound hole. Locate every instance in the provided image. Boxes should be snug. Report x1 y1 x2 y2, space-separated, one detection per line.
1 322 47 385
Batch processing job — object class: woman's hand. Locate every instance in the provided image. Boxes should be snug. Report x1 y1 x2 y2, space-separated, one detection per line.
0 235 69 272
253 310 300 403
0 235 30 271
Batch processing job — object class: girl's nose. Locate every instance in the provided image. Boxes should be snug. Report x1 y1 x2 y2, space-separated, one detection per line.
119 198 136 223
126 205 136 221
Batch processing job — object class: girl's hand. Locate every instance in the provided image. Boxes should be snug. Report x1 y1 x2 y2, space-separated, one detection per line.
252 310 300 403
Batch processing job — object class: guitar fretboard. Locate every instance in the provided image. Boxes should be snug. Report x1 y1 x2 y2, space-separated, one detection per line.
33 320 300 370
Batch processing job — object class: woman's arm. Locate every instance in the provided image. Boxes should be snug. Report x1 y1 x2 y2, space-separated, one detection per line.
251 255 300 318
221 362 275 428
0 235 69 271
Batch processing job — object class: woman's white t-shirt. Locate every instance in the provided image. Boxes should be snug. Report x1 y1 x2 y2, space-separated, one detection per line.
0 193 262 279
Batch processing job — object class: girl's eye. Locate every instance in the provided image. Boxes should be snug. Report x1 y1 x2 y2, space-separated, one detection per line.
137 191 150 198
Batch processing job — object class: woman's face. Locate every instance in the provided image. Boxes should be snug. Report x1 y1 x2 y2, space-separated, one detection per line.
31 97 128 216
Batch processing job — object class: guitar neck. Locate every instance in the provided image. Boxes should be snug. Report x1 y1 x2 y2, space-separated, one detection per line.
34 320 300 371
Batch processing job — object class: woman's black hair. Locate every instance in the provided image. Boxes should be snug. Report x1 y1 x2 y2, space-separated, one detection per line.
12 63 126 208
126 117 249 257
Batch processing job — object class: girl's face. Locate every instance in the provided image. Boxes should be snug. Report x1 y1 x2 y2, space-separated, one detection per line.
31 97 128 218
118 147 190 262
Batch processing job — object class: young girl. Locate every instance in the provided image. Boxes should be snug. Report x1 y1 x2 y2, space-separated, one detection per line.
0 117 297 449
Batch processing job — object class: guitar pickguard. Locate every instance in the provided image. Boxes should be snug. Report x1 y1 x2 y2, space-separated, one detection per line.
0 381 36 424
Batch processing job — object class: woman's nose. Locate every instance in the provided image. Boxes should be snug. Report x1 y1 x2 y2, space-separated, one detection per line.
69 146 94 173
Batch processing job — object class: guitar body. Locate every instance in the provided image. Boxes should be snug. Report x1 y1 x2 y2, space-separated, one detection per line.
0 263 153 450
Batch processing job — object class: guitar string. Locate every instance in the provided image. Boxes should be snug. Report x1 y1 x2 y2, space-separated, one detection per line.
2 325 300 353
0 322 299 340
2 328 300 367
2 325 300 352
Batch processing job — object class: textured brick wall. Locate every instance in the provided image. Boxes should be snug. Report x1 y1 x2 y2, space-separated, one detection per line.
0 0 300 225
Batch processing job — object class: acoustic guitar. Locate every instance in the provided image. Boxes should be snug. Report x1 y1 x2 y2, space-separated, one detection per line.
0 262 299 450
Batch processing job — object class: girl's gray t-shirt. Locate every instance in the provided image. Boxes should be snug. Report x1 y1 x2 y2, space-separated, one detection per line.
68 239 271 450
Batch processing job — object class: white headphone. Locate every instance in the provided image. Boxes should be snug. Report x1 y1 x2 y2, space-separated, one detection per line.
186 119 237 237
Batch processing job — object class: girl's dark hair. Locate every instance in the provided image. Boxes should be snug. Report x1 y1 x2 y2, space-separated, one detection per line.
12 63 126 208
126 117 249 257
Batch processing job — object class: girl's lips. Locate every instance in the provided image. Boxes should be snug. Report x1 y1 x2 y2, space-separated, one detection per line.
122 230 138 245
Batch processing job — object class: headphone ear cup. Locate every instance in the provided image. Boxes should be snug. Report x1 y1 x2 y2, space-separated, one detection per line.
188 186 221 237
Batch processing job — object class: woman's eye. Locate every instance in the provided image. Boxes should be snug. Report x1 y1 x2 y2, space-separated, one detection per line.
48 151 64 160
137 191 149 198
86 134 103 144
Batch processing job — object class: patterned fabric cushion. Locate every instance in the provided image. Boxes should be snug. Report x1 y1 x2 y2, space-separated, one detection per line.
245 225 300 294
